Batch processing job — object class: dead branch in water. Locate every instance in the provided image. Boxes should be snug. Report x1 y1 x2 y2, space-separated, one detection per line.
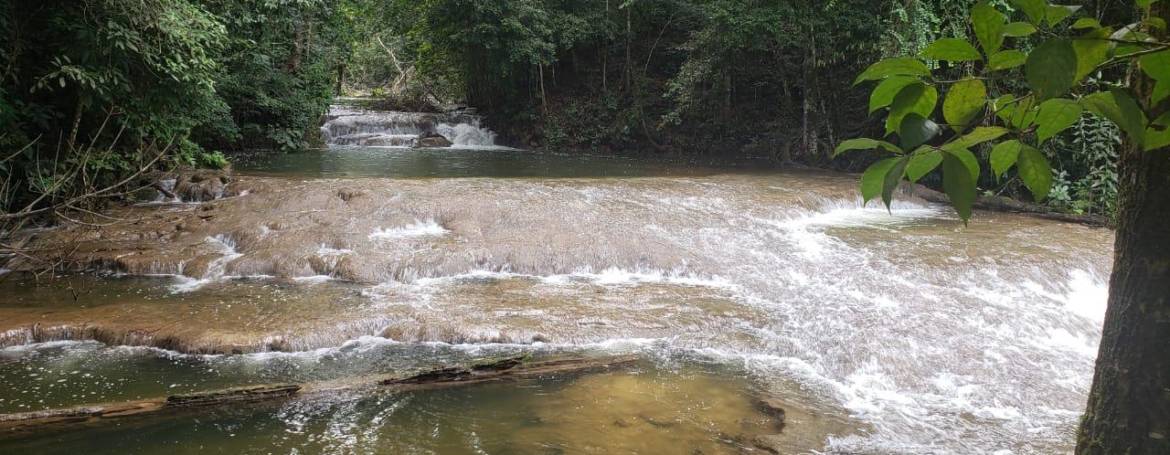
0 355 640 435
1 114 179 278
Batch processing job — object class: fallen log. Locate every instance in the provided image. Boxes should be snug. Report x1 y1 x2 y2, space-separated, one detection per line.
0 355 639 435
906 184 1112 227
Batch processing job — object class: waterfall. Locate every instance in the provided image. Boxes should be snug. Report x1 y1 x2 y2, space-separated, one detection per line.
320 105 499 148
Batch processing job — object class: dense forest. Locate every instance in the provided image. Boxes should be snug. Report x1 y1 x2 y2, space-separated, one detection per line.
2 1 1170 454
0 0 1138 221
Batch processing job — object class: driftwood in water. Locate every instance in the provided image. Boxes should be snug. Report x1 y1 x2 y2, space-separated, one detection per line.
907 184 1112 227
0 355 638 435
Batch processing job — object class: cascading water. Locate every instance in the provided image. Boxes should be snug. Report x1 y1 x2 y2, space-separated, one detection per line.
0 154 1113 454
320 105 499 148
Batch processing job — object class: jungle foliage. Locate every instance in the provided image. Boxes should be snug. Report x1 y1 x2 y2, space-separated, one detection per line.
345 0 1128 217
0 0 1137 219
837 2 1170 453
835 0 1164 222
0 0 350 216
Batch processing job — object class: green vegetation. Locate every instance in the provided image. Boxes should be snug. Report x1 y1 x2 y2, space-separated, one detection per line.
0 0 349 217
2 1 1169 453
835 1 1170 453
1 0 1124 218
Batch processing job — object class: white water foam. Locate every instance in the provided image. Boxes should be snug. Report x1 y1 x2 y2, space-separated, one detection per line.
368 219 448 240
170 234 244 293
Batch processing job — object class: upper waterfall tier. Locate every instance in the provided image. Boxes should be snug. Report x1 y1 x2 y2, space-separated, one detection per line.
320 105 499 148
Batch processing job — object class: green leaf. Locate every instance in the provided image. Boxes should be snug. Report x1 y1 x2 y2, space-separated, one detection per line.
1081 89 1148 147
854 58 931 85
906 149 943 182
1003 22 1037 37
951 126 1011 149
1155 80 1170 106
942 153 977 223
1045 5 1080 26
944 146 981 181
881 157 911 210
1073 27 1112 83
833 138 903 158
1035 99 1084 144
1016 144 1052 201
1026 39 1078 100
990 140 1022 179
899 114 941 149
1009 0 1047 25
1071 18 1101 29
922 38 983 62
1008 96 1039 129
885 83 939 135
943 78 987 132
972 1 1007 54
1139 50 1170 85
861 158 899 205
1146 113 1170 151
869 76 919 114
993 94 1018 123
988 50 1027 71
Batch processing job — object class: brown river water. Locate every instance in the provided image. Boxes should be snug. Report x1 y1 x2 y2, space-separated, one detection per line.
0 106 1115 454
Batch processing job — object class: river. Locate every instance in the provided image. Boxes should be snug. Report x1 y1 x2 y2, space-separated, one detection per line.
0 104 1114 454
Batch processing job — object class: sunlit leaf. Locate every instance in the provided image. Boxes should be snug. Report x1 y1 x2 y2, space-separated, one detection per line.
869 76 919 114
944 146 981 181
854 58 931 85
951 126 1010 149
1073 27 1112 83
906 149 943 182
922 38 982 62
1071 18 1101 29
988 50 1027 71
1008 96 1038 129
943 78 987 132
833 138 903 157
972 1 1006 54
1016 144 1052 201
1009 0 1046 25
1003 22 1037 37
1035 99 1083 144
1045 5 1080 26
1144 113 1170 152
1139 50 1170 86
990 140 1022 179
885 83 939 135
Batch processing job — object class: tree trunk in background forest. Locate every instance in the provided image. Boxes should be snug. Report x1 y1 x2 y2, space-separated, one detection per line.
1076 5 1170 454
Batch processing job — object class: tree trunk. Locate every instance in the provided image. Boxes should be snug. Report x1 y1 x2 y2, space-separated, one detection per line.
624 3 631 92
1076 128 1170 455
1076 6 1170 454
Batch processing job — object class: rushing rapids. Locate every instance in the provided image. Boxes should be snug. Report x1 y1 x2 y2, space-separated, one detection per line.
0 110 1114 453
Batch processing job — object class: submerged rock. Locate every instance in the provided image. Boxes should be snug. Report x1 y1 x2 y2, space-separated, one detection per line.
174 169 231 202
415 132 453 148
141 167 233 203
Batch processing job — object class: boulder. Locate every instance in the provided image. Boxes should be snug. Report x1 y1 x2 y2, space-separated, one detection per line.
415 132 453 148
174 169 229 202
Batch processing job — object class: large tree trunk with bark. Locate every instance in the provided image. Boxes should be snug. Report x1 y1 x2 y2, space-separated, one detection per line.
1076 137 1170 455
1076 7 1170 453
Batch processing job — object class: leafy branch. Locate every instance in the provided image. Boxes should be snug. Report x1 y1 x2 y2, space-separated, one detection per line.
835 0 1170 223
